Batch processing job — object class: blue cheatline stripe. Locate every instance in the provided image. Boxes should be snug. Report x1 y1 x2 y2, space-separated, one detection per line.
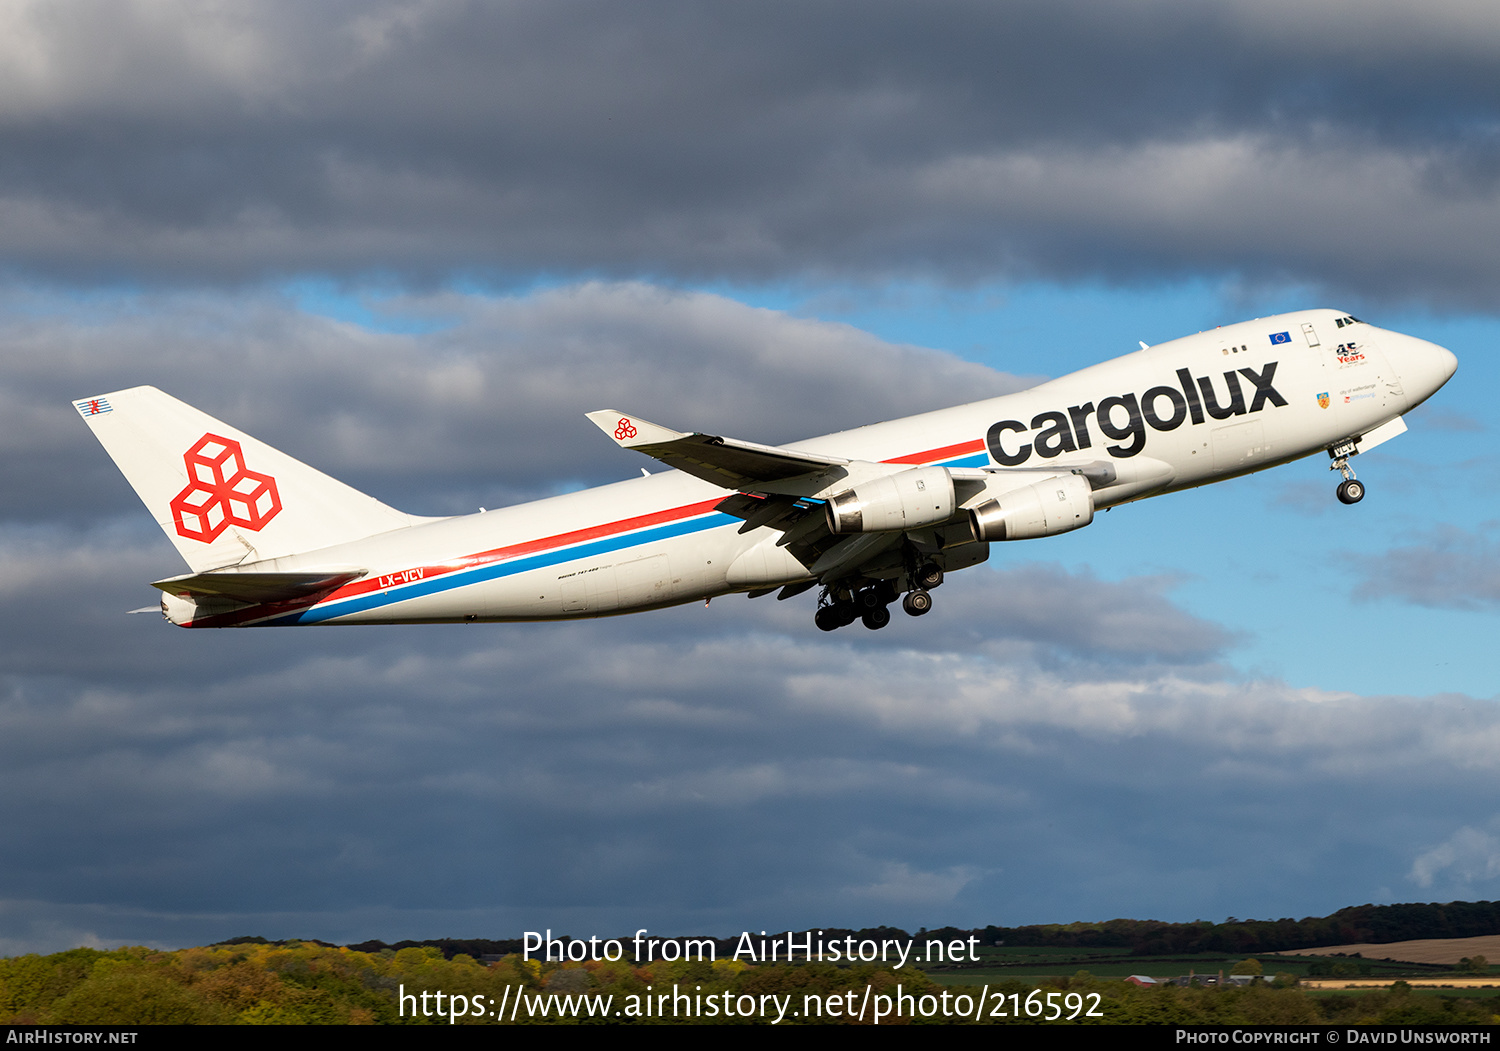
255 447 987 626
264 511 737 625
945 453 989 468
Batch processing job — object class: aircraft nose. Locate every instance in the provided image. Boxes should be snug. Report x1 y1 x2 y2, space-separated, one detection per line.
1435 343 1459 385
1387 333 1457 409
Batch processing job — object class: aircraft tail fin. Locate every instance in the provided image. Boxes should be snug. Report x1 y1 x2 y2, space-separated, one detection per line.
74 387 421 572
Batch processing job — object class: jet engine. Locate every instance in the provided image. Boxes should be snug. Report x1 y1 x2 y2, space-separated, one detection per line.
824 465 956 534
968 472 1094 541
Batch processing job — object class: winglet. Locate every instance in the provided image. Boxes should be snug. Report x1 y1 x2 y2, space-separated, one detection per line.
584 408 850 492
585 410 686 448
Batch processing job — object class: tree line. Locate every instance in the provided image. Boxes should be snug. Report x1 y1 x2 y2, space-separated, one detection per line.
333 901 1500 963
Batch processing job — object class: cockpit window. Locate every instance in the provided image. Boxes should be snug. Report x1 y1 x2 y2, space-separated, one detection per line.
1334 315 1361 328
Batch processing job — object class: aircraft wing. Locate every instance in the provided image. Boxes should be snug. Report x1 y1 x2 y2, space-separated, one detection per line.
587 410 1143 589
585 410 848 490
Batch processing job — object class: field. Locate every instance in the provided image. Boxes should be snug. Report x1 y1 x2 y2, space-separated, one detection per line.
919 943 1456 985
1274 934 1500 966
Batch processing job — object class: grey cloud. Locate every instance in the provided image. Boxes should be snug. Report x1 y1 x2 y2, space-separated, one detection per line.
0 2 1499 300
3 283 1022 520
1352 525 1500 609
922 562 1237 664
1411 821 1500 889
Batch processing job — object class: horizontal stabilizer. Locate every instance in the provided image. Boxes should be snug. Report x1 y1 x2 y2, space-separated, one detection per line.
586 409 847 490
151 567 366 604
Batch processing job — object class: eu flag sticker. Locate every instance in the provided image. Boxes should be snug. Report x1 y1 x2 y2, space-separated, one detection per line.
1269 331 1291 344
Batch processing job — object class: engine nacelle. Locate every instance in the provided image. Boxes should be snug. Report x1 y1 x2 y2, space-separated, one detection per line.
825 465 956 534
968 472 1094 541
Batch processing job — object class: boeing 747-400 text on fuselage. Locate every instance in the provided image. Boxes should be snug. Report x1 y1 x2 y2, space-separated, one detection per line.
77 309 1456 632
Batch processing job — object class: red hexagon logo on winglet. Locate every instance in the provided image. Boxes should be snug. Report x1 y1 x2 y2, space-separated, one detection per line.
170 433 282 543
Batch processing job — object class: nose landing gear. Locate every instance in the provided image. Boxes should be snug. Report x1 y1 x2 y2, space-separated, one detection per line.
1329 441 1365 504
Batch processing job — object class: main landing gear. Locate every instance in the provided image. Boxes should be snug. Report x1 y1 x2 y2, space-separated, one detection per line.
812 562 943 630
1329 441 1365 505
902 557 941 617
902 589 932 616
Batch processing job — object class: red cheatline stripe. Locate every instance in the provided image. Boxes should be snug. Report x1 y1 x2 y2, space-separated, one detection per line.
465 496 726 564
188 435 993 624
322 496 729 603
881 438 985 465
186 496 732 627
320 436 988 605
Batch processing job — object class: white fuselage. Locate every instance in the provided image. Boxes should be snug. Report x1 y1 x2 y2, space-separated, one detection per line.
169 309 1456 627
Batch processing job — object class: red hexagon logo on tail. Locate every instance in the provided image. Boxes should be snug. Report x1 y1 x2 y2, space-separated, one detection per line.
170 433 282 543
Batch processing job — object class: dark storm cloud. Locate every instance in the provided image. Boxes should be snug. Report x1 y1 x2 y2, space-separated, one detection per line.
3 1 1500 301
6 543 1500 953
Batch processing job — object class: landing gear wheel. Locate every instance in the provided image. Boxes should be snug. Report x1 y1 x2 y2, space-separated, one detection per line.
862 605 891 630
815 606 842 631
903 589 932 617
915 562 944 590
1328 444 1363 506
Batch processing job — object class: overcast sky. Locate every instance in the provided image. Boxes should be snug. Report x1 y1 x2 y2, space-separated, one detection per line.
5 1 1500 954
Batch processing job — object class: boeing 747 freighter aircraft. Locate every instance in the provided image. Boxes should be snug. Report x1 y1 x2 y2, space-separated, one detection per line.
77 309 1456 631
